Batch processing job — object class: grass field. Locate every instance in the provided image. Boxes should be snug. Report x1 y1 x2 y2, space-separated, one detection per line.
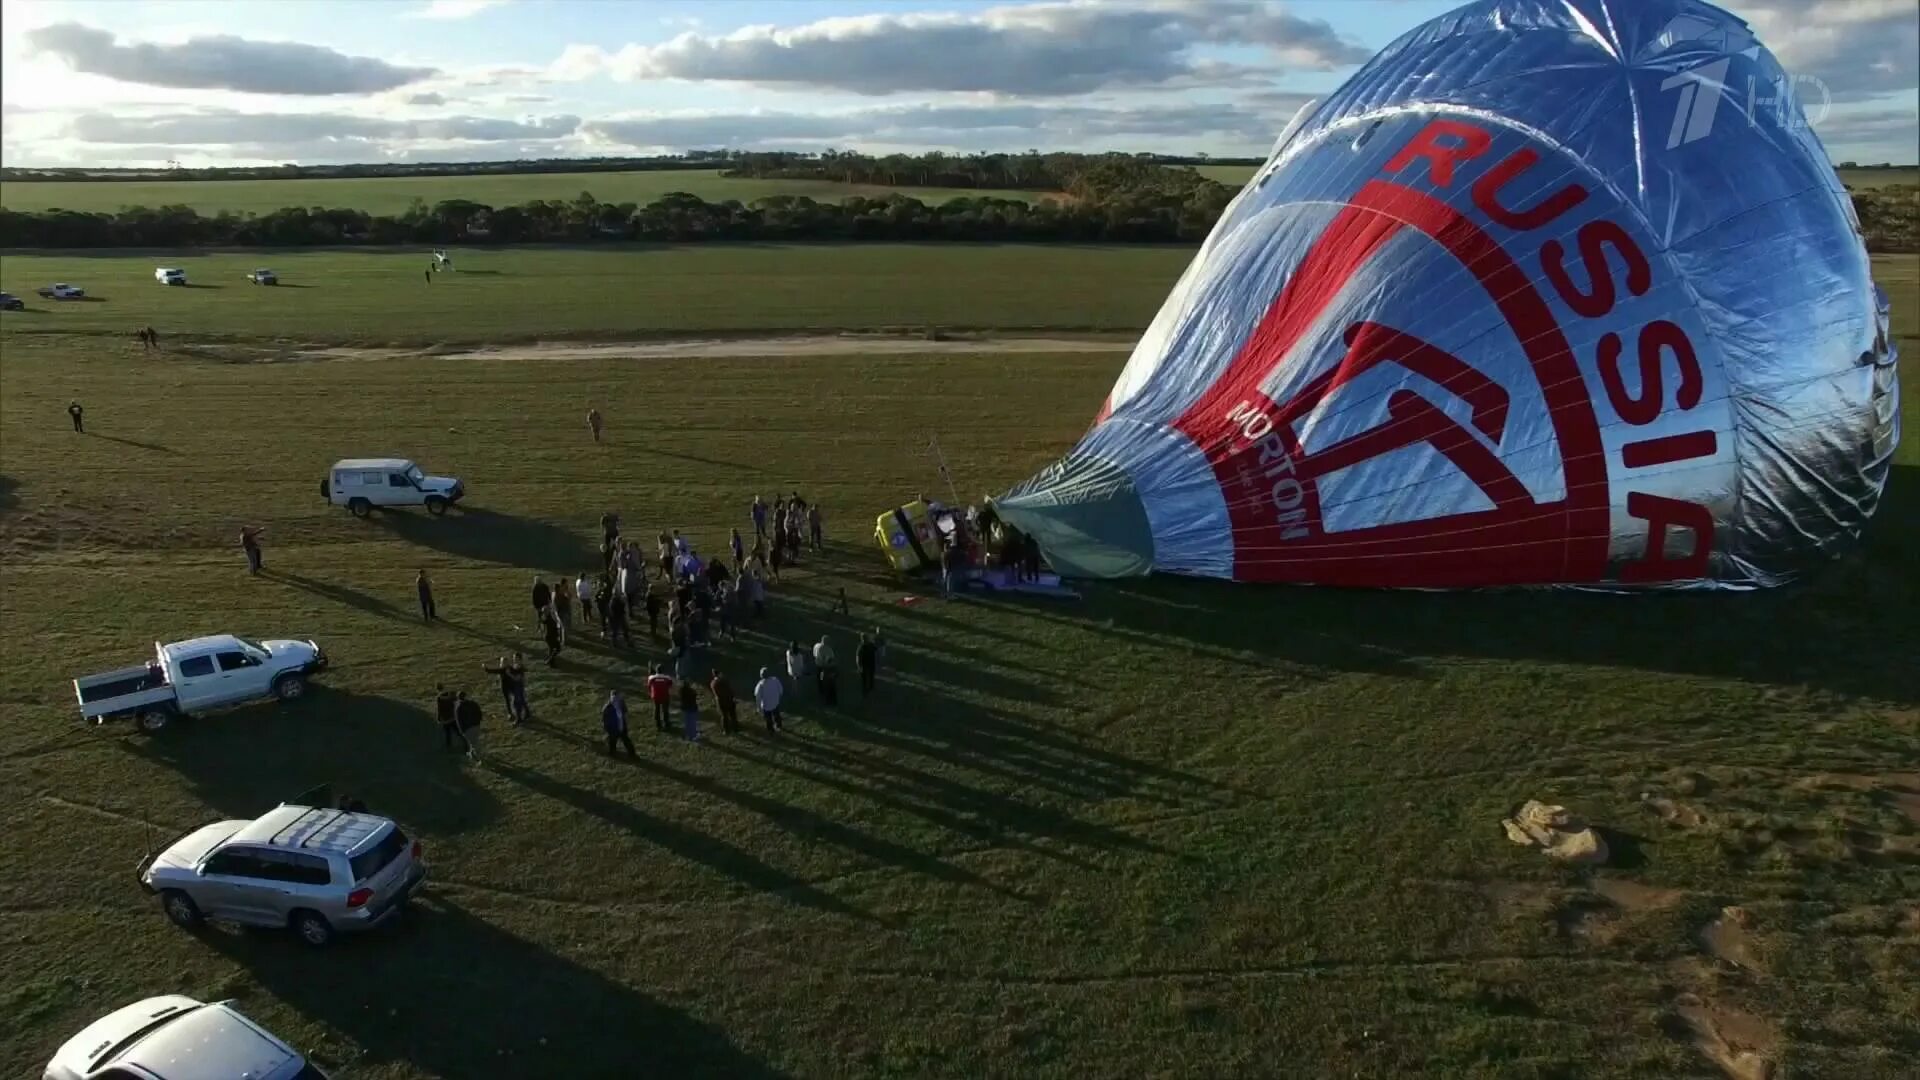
0 250 1914 1078
0 171 1043 216
1192 162 1920 190
0 246 1196 344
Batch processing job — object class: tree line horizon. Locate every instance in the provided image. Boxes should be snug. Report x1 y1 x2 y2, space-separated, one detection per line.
0 149 1911 251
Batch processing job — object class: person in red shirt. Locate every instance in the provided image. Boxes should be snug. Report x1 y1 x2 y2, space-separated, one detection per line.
645 665 674 734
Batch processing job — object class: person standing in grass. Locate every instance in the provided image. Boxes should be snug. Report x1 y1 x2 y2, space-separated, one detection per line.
769 533 786 583
813 635 839 705
239 525 266 576
588 407 604 444
68 400 84 433
606 587 632 647
678 679 702 742
709 670 740 735
808 503 824 552
454 690 483 762
754 668 785 733
646 665 674 734
541 605 565 667
645 580 663 637
786 640 810 693
576 572 596 629
656 532 674 581
601 690 636 758
751 495 769 542
531 576 552 621
434 684 466 753
416 569 437 623
593 573 613 632
553 576 573 630
730 527 746 572
483 653 530 725
856 632 880 697
746 568 767 621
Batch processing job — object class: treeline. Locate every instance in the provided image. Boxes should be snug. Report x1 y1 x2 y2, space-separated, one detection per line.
0 150 1259 186
719 150 1252 195
0 186 1239 248
1 181 1908 252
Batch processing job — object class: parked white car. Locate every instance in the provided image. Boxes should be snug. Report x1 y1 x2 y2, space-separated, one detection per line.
139 803 427 948
154 267 187 286
73 634 327 732
37 283 85 299
323 457 464 517
248 268 279 285
44 995 327 1080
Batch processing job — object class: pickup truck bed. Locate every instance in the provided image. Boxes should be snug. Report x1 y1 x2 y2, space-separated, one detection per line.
76 664 168 705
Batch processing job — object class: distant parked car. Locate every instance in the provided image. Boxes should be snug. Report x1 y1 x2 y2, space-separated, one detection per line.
37 283 84 300
138 802 428 947
0 292 23 310
44 995 329 1080
154 267 187 286
323 457 464 517
248 268 279 285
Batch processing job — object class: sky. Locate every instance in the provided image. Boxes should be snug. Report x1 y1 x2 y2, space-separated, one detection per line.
0 0 1914 169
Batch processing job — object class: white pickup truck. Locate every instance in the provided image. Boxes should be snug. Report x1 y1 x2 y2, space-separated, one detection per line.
73 635 327 732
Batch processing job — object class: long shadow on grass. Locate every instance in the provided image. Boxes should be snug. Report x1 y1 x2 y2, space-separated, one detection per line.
1008 464 1920 708
270 570 531 654
206 895 787 1078
486 757 876 922
0 475 17 515
372 505 599 570
524 719 1032 901
120 688 501 835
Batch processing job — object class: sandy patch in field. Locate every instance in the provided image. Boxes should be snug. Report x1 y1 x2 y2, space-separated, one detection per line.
1674 994 1779 1080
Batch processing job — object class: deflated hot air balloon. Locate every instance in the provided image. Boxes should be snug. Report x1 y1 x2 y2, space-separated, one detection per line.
995 0 1900 590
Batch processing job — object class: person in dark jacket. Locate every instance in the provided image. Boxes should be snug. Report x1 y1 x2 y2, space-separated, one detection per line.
709 670 740 734
601 690 636 757
434 684 466 752
593 574 613 631
856 632 880 696
531 576 552 618
1023 531 1044 582
482 653 530 724
606 589 632 647
453 691 483 761
541 606 564 666
68 400 85 433
644 581 663 637
678 680 701 742
416 569 437 623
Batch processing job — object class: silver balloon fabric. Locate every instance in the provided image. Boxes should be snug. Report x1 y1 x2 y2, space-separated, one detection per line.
996 0 1900 590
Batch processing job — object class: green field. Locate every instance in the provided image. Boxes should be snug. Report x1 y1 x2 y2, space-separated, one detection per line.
0 250 1914 1078
1192 162 1920 190
0 170 1044 216
0 246 1195 344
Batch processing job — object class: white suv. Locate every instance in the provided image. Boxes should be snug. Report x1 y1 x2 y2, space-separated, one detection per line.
140 803 427 947
323 457 464 517
45 996 326 1079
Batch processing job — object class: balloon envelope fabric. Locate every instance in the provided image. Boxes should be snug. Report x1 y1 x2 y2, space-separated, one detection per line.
994 0 1900 590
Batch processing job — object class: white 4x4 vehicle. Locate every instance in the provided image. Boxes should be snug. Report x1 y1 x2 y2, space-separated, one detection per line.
140 803 428 948
323 457 464 517
37 283 85 300
154 267 187 285
73 634 327 732
44 996 327 1080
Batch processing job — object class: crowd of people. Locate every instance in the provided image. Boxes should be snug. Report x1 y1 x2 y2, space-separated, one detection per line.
424 492 885 760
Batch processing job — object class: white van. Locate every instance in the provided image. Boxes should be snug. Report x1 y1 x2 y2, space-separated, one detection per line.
322 458 464 517
154 267 187 286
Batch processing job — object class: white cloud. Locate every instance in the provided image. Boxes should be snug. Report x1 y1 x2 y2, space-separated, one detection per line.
406 91 449 106
406 0 512 20
556 0 1368 96
1731 0 1918 101
25 22 436 95
65 108 579 146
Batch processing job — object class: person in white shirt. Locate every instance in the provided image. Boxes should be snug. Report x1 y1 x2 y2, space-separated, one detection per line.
575 573 595 626
812 635 839 705
786 641 809 686
754 667 785 733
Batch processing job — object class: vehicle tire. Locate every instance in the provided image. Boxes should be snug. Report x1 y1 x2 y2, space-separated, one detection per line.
273 673 307 701
424 495 448 516
290 909 334 948
133 708 172 733
161 890 204 929
348 497 371 518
